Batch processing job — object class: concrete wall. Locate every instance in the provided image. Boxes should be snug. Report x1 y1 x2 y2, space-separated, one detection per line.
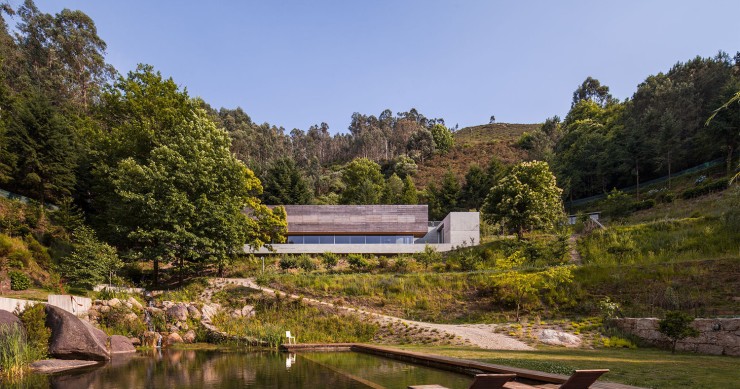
612 317 740 356
441 212 480 246
0 297 38 313
0 295 91 315
251 243 454 255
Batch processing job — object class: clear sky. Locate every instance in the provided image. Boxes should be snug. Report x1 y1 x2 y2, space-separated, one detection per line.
21 1 740 133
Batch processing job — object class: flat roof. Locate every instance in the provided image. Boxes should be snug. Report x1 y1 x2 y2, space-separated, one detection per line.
278 205 429 237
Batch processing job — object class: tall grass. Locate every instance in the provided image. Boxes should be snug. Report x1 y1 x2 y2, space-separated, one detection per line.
212 292 377 347
0 324 34 379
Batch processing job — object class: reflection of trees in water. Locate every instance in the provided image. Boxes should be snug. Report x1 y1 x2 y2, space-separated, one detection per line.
45 350 370 388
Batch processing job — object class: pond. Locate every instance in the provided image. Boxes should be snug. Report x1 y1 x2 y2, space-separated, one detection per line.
9 349 474 388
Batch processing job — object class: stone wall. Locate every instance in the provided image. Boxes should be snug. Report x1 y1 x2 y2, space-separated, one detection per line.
612 317 739 356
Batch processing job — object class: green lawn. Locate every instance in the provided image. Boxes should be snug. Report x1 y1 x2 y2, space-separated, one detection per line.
395 345 740 389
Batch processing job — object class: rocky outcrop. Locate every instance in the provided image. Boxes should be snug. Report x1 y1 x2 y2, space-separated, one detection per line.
612 317 740 356
110 335 136 354
45 305 110 361
538 329 582 347
166 332 183 346
182 330 196 343
166 304 188 322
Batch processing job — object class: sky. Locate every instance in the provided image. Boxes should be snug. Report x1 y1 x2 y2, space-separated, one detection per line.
17 0 740 134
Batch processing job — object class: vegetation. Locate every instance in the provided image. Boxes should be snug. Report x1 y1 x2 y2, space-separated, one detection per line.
658 311 699 354
399 345 740 389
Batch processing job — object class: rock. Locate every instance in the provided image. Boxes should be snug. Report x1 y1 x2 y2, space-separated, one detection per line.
178 321 189 331
130 337 141 346
30 359 100 373
124 312 139 323
166 332 183 346
110 335 136 354
0 309 23 333
182 330 196 344
107 298 121 307
200 303 220 321
241 305 254 317
45 305 110 361
128 297 144 311
538 329 582 347
142 331 161 348
187 305 201 320
99 305 111 313
166 305 188 322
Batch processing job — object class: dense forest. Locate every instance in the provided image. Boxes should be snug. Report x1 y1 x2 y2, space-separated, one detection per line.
0 2 738 284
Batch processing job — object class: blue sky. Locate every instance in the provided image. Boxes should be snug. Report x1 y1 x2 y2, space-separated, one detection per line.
23 1 740 133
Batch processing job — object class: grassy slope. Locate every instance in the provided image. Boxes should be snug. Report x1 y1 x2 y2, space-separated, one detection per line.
413 123 536 188
399 345 740 389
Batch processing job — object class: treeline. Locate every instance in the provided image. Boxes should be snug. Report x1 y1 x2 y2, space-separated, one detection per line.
520 52 740 200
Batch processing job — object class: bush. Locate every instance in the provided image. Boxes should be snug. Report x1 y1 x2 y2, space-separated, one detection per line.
321 252 338 269
279 255 298 270
18 304 49 360
9 271 31 290
681 179 729 199
601 336 636 348
602 189 633 219
659 311 699 353
632 198 656 211
347 254 370 272
296 254 318 271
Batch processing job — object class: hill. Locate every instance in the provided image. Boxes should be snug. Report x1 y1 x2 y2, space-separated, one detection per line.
413 123 538 189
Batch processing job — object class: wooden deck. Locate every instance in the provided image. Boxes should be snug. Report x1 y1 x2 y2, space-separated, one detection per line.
280 343 645 389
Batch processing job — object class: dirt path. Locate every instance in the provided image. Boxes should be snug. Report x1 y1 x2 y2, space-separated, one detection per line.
207 277 532 351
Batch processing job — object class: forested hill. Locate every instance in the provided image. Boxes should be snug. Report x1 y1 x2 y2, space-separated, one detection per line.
413 123 537 188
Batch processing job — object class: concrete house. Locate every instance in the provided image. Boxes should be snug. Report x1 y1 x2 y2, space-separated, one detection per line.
248 205 479 254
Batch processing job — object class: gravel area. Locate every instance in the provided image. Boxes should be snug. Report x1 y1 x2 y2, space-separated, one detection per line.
208 278 533 351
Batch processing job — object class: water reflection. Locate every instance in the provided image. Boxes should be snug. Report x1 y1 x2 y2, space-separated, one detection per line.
6 349 472 389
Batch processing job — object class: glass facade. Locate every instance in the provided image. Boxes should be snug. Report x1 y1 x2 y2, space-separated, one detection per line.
286 235 415 244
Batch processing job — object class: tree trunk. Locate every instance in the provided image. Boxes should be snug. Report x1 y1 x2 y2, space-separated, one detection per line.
728 145 735 176
635 159 640 200
153 258 159 288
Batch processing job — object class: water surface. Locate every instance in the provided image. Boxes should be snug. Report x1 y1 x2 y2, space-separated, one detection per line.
11 349 473 388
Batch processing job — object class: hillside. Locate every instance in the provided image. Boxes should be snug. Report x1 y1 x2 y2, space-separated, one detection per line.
413 123 538 189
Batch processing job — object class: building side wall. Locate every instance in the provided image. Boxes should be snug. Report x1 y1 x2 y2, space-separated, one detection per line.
444 212 480 246
281 205 428 236
250 243 455 255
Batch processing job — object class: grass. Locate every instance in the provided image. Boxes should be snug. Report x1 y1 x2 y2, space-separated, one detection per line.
396 345 740 389
211 287 377 347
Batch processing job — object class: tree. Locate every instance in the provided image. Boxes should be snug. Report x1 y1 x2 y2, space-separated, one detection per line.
406 129 435 163
430 123 454 153
482 161 564 239
460 159 505 210
426 170 460 220
340 158 385 204
492 251 573 321
60 226 121 289
93 66 286 285
260 157 312 205
400 175 418 204
658 311 699 354
382 173 404 204
572 76 614 108
6 90 77 204
489 115 496 124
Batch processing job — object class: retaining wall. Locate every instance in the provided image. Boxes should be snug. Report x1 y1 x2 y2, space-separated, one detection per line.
0 294 91 315
612 317 740 356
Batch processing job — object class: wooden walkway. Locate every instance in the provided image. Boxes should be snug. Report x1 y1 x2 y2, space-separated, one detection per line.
281 343 645 389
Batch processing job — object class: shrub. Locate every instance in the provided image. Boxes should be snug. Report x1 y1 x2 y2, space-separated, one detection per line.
601 336 636 348
279 255 298 270
659 311 699 353
296 254 318 271
681 179 729 199
632 199 656 211
9 271 31 290
18 304 49 360
393 256 410 273
602 189 633 219
347 254 370 272
417 245 440 269
0 234 13 257
321 252 338 269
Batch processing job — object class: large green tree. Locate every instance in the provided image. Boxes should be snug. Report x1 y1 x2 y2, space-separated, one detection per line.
260 157 312 205
482 161 564 238
340 158 385 204
93 66 286 285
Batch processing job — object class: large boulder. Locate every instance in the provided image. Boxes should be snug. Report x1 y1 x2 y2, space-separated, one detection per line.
182 330 196 344
186 305 201 320
166 332 183 346
45 305 110 361
538 329 582 347
110 335 136 354
166 304 188 322
30 359 99 373
0 309 23 331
